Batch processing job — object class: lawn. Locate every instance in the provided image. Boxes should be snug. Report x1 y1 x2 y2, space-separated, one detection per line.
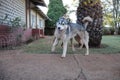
24 36 120 54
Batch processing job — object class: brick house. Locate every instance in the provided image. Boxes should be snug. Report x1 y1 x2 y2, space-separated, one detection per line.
0 0 49 43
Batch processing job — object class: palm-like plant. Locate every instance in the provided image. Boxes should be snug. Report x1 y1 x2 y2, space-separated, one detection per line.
76 0 103 47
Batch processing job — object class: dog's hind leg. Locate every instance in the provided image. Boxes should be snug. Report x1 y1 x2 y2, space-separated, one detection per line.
84 40 89 55
80 39 83 49
51 38 59 52
84 32 89 55
70 38 75 51
61 41 68 58
77 32 84 49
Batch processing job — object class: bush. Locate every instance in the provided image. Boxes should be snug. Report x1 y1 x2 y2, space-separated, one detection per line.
45 27 55 35
103 27 115 35
109 27 115 35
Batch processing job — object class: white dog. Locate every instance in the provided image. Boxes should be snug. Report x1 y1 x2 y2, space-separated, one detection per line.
51 16 93 58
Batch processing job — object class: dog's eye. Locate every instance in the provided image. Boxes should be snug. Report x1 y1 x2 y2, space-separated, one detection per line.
59 22 62 24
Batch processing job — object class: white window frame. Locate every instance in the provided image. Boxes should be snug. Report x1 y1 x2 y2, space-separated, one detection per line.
39 19 42 29
31 14 36 28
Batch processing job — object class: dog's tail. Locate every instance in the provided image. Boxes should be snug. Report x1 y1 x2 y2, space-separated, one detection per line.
82 16 93 29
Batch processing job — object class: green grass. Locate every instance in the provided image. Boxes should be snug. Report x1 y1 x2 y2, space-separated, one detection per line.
24 36 120 54
90 35 120 54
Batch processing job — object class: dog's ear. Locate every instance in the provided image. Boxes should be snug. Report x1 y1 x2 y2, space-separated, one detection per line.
67 18 71 23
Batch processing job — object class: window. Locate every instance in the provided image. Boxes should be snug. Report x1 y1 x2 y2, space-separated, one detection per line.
39 19 42 28
31 14 36 28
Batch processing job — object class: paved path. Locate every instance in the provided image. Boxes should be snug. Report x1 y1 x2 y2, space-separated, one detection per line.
74 54 120 80
0 50 120 80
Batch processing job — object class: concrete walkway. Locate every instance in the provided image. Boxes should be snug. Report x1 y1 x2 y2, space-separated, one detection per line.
0 50 120 80
74 54 120 80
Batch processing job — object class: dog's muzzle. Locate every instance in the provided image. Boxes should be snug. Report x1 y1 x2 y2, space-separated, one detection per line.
58 27 61 30
57 26 64 31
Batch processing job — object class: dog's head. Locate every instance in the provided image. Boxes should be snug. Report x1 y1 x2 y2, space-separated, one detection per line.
56 16 71 32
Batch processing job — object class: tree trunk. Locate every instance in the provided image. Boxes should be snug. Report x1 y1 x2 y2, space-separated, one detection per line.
76 0 103 47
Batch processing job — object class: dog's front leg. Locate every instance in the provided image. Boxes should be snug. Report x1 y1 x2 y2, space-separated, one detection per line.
51 38 59 52
61 41 68 58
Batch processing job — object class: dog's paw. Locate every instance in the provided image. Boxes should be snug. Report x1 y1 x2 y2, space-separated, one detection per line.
51 50 54 52
85 53 89 56
51 51 54 53
72 47 76 52
61 55 66 58
72 49 76 52
51 48 55 52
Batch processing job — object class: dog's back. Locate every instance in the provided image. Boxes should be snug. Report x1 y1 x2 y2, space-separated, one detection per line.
69 23 86 31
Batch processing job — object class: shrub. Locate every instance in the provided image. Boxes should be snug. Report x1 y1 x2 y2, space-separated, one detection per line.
103 27 115 35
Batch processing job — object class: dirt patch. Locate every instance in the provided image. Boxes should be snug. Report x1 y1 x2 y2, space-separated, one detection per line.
0 50 120 80
74 54 120 80
0 50 86 80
